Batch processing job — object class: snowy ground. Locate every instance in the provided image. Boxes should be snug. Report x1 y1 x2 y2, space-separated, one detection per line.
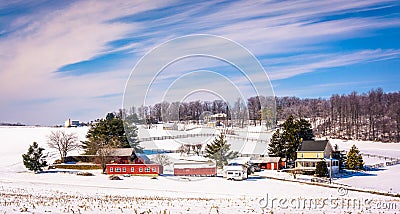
0 126 399 213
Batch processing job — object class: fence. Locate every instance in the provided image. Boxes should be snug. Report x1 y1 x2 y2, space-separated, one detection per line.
138 133 269 143
361 152 400 170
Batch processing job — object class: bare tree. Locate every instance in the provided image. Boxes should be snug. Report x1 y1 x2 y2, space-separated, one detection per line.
153 153 171 166
97 142 114 174
192 144 202 155
47 130 80 163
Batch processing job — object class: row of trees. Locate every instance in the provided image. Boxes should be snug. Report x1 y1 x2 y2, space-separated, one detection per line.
125 96 276 129
276 88 400 142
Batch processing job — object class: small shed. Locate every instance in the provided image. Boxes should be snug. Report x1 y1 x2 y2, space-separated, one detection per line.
173 161 216 177
251 157 285 170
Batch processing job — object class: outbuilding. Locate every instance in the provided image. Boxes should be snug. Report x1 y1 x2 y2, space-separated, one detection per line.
173 160 216 177
106 164 163 175
251 157 286 170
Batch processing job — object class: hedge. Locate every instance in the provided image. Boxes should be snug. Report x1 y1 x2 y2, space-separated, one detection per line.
54 164 101 170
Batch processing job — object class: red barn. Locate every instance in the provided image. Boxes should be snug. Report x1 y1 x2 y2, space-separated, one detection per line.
252 157 286 170
173 161 216 176
106 150 163 175
106 164 163 175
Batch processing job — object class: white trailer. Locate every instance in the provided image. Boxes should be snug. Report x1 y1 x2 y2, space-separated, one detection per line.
223 165 247 181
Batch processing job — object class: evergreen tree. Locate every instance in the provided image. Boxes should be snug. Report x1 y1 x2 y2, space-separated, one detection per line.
297 118 314 141
82 113 140 155
205 132 237 168
124 114 142 153
22 142 48 173
315 161 328 177
345 145 364 170
281 116 300 161
268 115 314 161
268 130 285 157
332 144 346 170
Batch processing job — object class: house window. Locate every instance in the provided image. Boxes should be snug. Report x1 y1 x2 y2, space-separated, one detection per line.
110 167 113 172
131 167 135 172
116 168 121 172
123 167 126 172
152 167 156 172
145 167 150 172
139 168 143 172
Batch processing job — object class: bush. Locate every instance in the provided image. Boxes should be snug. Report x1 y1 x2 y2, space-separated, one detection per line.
315 161 328 177
54 164 101 170
77 172 95 176
109 175 122 180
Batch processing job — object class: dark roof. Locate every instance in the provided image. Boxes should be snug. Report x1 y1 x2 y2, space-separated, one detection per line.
298 140 329 152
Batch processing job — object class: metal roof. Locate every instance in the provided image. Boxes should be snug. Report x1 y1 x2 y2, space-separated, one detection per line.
297 140 329 152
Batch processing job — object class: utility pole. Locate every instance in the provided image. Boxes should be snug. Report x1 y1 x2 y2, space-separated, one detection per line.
330 154 333 184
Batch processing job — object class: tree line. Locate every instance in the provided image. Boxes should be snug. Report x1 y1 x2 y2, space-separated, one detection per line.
276 88 400 142
126 96 276 128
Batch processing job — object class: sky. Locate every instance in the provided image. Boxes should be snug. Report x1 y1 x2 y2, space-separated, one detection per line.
0 0 399 125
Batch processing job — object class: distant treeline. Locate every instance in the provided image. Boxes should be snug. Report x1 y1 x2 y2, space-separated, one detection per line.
276 88 400 143
124 96 276 129
0 122 26 126
123 88 400 142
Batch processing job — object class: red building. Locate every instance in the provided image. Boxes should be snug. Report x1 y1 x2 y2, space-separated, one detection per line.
173 161 216 176
106 149 163 175
106 164 163 175
252 157 286 170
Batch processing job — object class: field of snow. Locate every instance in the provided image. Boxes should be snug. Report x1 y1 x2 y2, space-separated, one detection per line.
0 126 399 213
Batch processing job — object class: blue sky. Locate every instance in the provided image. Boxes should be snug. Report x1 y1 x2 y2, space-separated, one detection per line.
0 0 399 125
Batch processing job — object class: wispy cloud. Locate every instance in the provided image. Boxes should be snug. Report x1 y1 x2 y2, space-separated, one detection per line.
0 0 399 124
266 49 400 80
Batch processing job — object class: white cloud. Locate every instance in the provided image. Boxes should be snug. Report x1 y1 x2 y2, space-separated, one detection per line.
1 0 399 125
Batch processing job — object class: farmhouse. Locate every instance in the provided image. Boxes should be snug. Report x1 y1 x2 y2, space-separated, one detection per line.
295 140 339 174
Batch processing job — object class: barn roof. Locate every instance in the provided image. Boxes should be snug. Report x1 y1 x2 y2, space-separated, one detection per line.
174 161 216 169
109 148 133 156
297 140 329 152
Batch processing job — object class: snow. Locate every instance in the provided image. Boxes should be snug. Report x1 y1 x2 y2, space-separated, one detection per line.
0 126 399 213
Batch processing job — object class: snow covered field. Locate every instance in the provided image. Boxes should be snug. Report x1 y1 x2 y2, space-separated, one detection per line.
0 126 399 213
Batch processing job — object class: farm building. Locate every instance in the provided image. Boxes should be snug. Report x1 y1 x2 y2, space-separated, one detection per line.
106 149 163 176
173 159 216 177
106 163 163 175
64 118 80 127
251 157 286 170
295 140 339 174
105 148 151 164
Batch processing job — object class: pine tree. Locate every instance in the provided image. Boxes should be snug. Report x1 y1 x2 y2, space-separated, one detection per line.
315 161 328 177
22 142 48 173
124 115 142 153
268 130 285 157
345 145 364 170
205 132 237 168
268 115 314 161
297 118 314 141
82 113 139 155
